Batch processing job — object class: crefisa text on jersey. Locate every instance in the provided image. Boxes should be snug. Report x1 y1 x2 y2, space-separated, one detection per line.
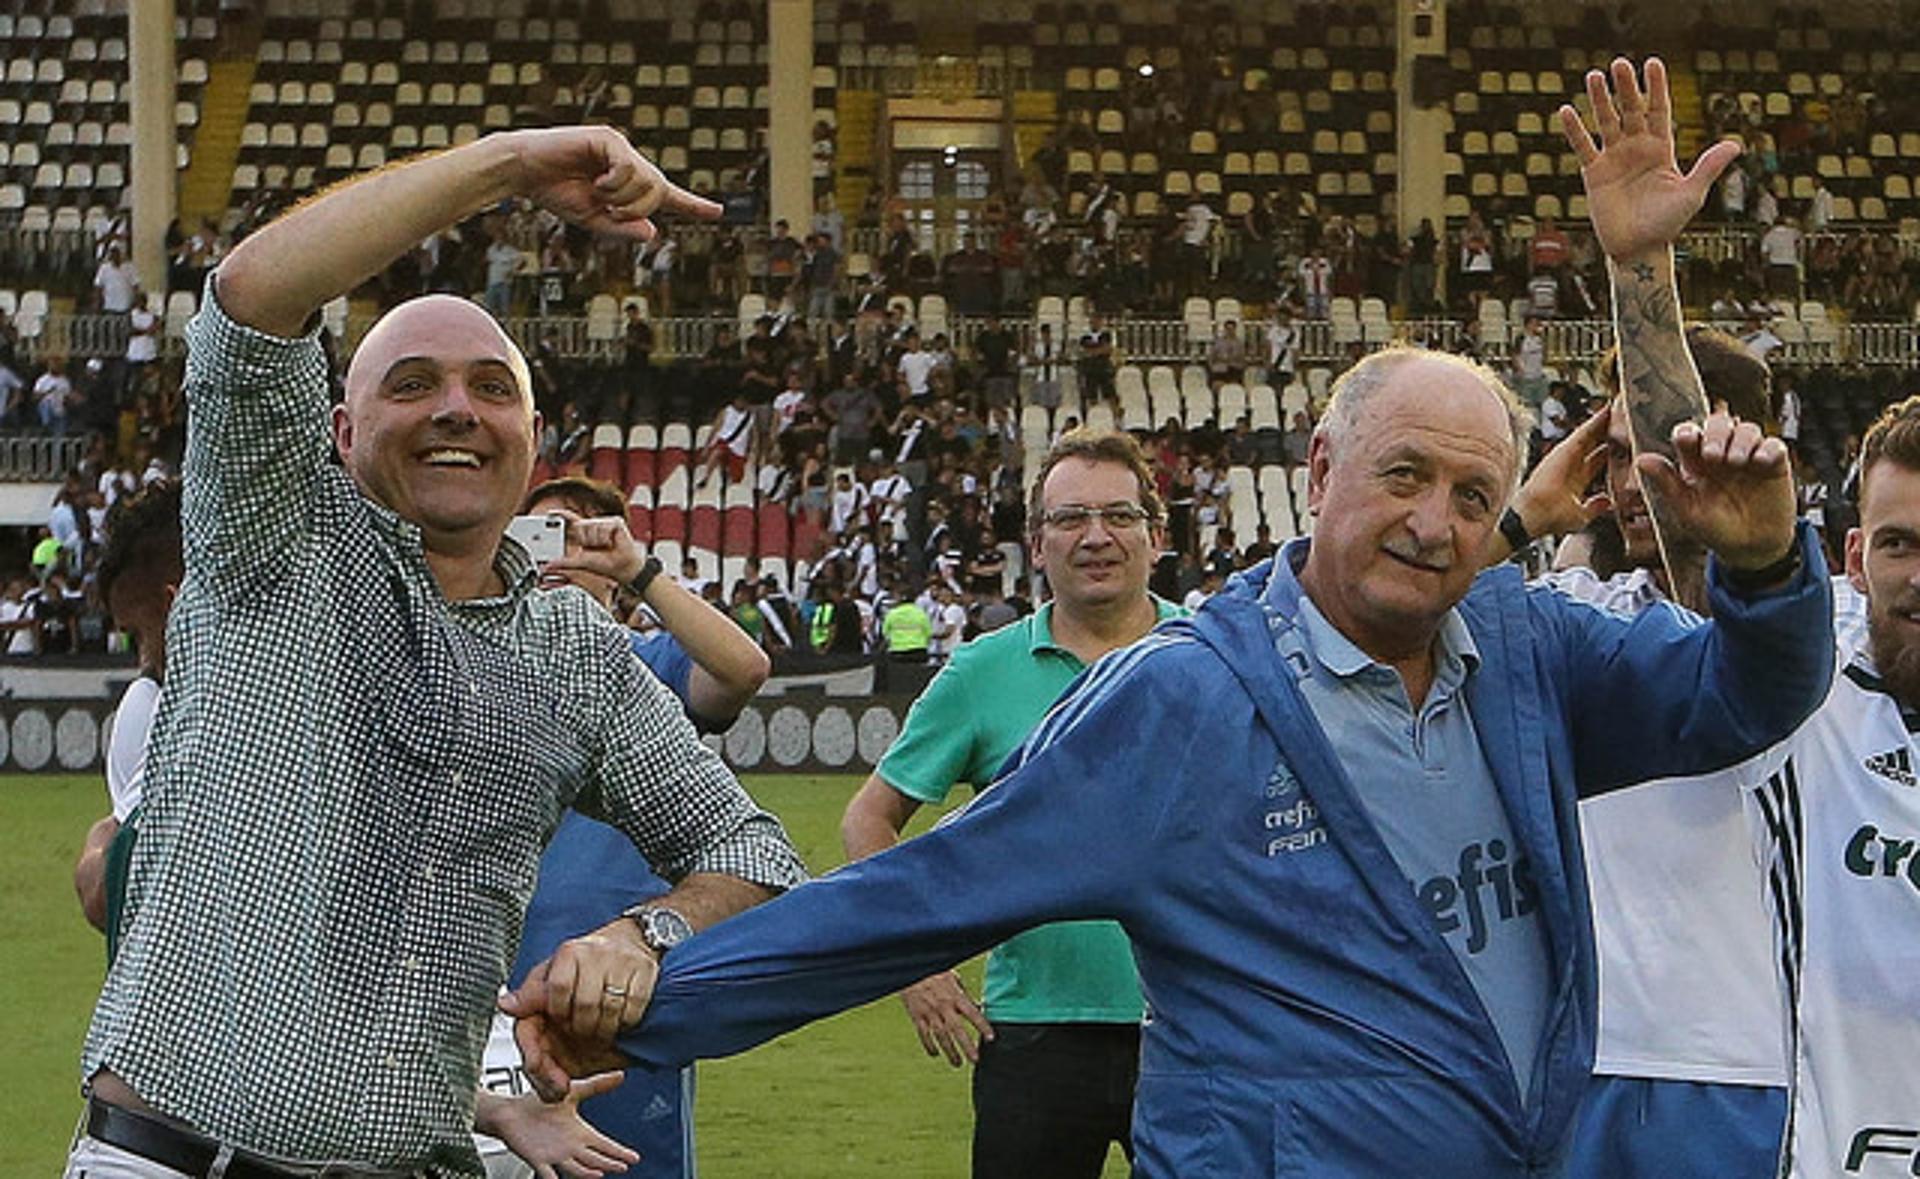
1843 822 1920 890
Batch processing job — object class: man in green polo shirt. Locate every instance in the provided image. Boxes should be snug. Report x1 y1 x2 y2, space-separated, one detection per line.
840 428 1183 1178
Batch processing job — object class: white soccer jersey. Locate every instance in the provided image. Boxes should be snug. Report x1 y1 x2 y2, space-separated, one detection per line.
106 675 160 821
1745 650 1920 1179
1582 770 1787 1086
1549 574 1787 1087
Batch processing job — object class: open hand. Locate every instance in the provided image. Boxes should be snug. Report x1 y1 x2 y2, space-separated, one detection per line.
900 971 995 1067
482 1073 639 1179
1559 58 1742 262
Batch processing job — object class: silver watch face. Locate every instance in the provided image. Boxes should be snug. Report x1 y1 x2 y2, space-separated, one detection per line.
641 906 694 950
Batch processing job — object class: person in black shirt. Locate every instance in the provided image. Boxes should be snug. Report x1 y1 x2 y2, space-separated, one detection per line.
738 337 783 408
711 226 744 308
883 214 916 287
766 219 803 302
530 330 568 424
1242 192 1278 291
825 318 858 388
1078 312 1116 405
1241 523 1277 566
973 315 1016 409
1407 217 1440 315
1203 527 1239 580
620 303 654 422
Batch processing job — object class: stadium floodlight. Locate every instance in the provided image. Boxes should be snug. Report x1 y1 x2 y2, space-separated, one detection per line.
1138 63 1154 78
942 144 958 168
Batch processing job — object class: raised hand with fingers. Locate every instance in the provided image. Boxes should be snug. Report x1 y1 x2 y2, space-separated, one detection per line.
546 515 647 585
1488 405 1614 568
1558 57 1742 263
1635 410 1798 575
900 970 996 1068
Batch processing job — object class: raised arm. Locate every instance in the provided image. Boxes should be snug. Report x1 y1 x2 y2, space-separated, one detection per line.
219 127 719 336
638 574 770 726
1560 58 1745 610
188 130 719 593
550 514 770 728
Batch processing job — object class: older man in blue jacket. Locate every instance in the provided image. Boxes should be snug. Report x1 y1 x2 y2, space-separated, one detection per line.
509 59 1833 1177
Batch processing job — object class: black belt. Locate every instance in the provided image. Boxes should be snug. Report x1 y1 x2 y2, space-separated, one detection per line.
85 1099 411 1179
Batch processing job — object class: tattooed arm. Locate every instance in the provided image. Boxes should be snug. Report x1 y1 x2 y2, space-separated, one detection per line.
1612 252 1714 608
1562 58 1799 595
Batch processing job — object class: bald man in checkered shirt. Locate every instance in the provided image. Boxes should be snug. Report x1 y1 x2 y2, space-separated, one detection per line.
67 128 805 1179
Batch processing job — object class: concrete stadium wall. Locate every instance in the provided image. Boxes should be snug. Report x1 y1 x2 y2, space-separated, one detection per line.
0 696 911 776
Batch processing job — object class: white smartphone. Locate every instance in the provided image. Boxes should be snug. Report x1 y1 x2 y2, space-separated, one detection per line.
506 513 567 566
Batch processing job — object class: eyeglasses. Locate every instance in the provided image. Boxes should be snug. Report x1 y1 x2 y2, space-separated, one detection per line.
1040 504 1157 531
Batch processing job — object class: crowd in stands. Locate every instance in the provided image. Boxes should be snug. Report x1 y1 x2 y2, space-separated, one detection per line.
13 0 1920 664
2 446 175 658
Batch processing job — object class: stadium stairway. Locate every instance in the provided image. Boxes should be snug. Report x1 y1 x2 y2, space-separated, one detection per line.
178 60 259 226
1012 90 1058 171
834 88 882 221
1668 62 1709 170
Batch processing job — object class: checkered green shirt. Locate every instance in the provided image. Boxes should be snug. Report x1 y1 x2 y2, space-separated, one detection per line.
81 278 806 1176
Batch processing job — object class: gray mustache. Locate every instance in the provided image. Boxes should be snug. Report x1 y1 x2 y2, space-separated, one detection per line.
1383 535 1454 572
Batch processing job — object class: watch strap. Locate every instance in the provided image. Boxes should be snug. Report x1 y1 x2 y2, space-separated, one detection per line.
625 555 664 599
1498 505 1533 553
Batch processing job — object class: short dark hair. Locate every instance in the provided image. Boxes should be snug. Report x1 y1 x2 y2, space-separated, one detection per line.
1027 428 1164 533
98 479 183 603
522 475 625 518
1596 327 1772 427
1859 394 1920 506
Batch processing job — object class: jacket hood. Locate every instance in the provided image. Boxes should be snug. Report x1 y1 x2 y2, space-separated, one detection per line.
1160 555 1290 704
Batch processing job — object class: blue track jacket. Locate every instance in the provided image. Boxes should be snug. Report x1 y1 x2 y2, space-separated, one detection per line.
620 526 1833 1178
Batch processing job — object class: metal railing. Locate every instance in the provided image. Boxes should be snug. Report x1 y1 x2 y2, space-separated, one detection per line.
16 316 188 363
24 306 1920 378
397 313 1920 367
837 61 1031 97
1677 224 1920 266
0 435 91 481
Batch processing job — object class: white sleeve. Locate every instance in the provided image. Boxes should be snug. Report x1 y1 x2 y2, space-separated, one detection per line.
106 676 161 820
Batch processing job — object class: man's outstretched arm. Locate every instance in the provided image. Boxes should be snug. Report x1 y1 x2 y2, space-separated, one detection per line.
504 636 1214 1098
219 127 719 336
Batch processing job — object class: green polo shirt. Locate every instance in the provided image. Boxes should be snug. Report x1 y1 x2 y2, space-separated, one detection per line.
877 596 1186 1023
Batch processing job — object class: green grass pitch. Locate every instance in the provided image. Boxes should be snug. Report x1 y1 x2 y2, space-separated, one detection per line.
0 773 1129 1177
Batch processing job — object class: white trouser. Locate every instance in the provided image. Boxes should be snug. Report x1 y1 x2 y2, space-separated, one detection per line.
64 1136 193 1178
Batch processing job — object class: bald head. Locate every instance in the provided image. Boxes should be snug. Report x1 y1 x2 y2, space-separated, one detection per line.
329 294 541 554
345 294 533 407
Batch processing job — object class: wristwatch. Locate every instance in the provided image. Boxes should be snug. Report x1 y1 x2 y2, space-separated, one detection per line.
623 902 694 955
1497 505 1533 553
